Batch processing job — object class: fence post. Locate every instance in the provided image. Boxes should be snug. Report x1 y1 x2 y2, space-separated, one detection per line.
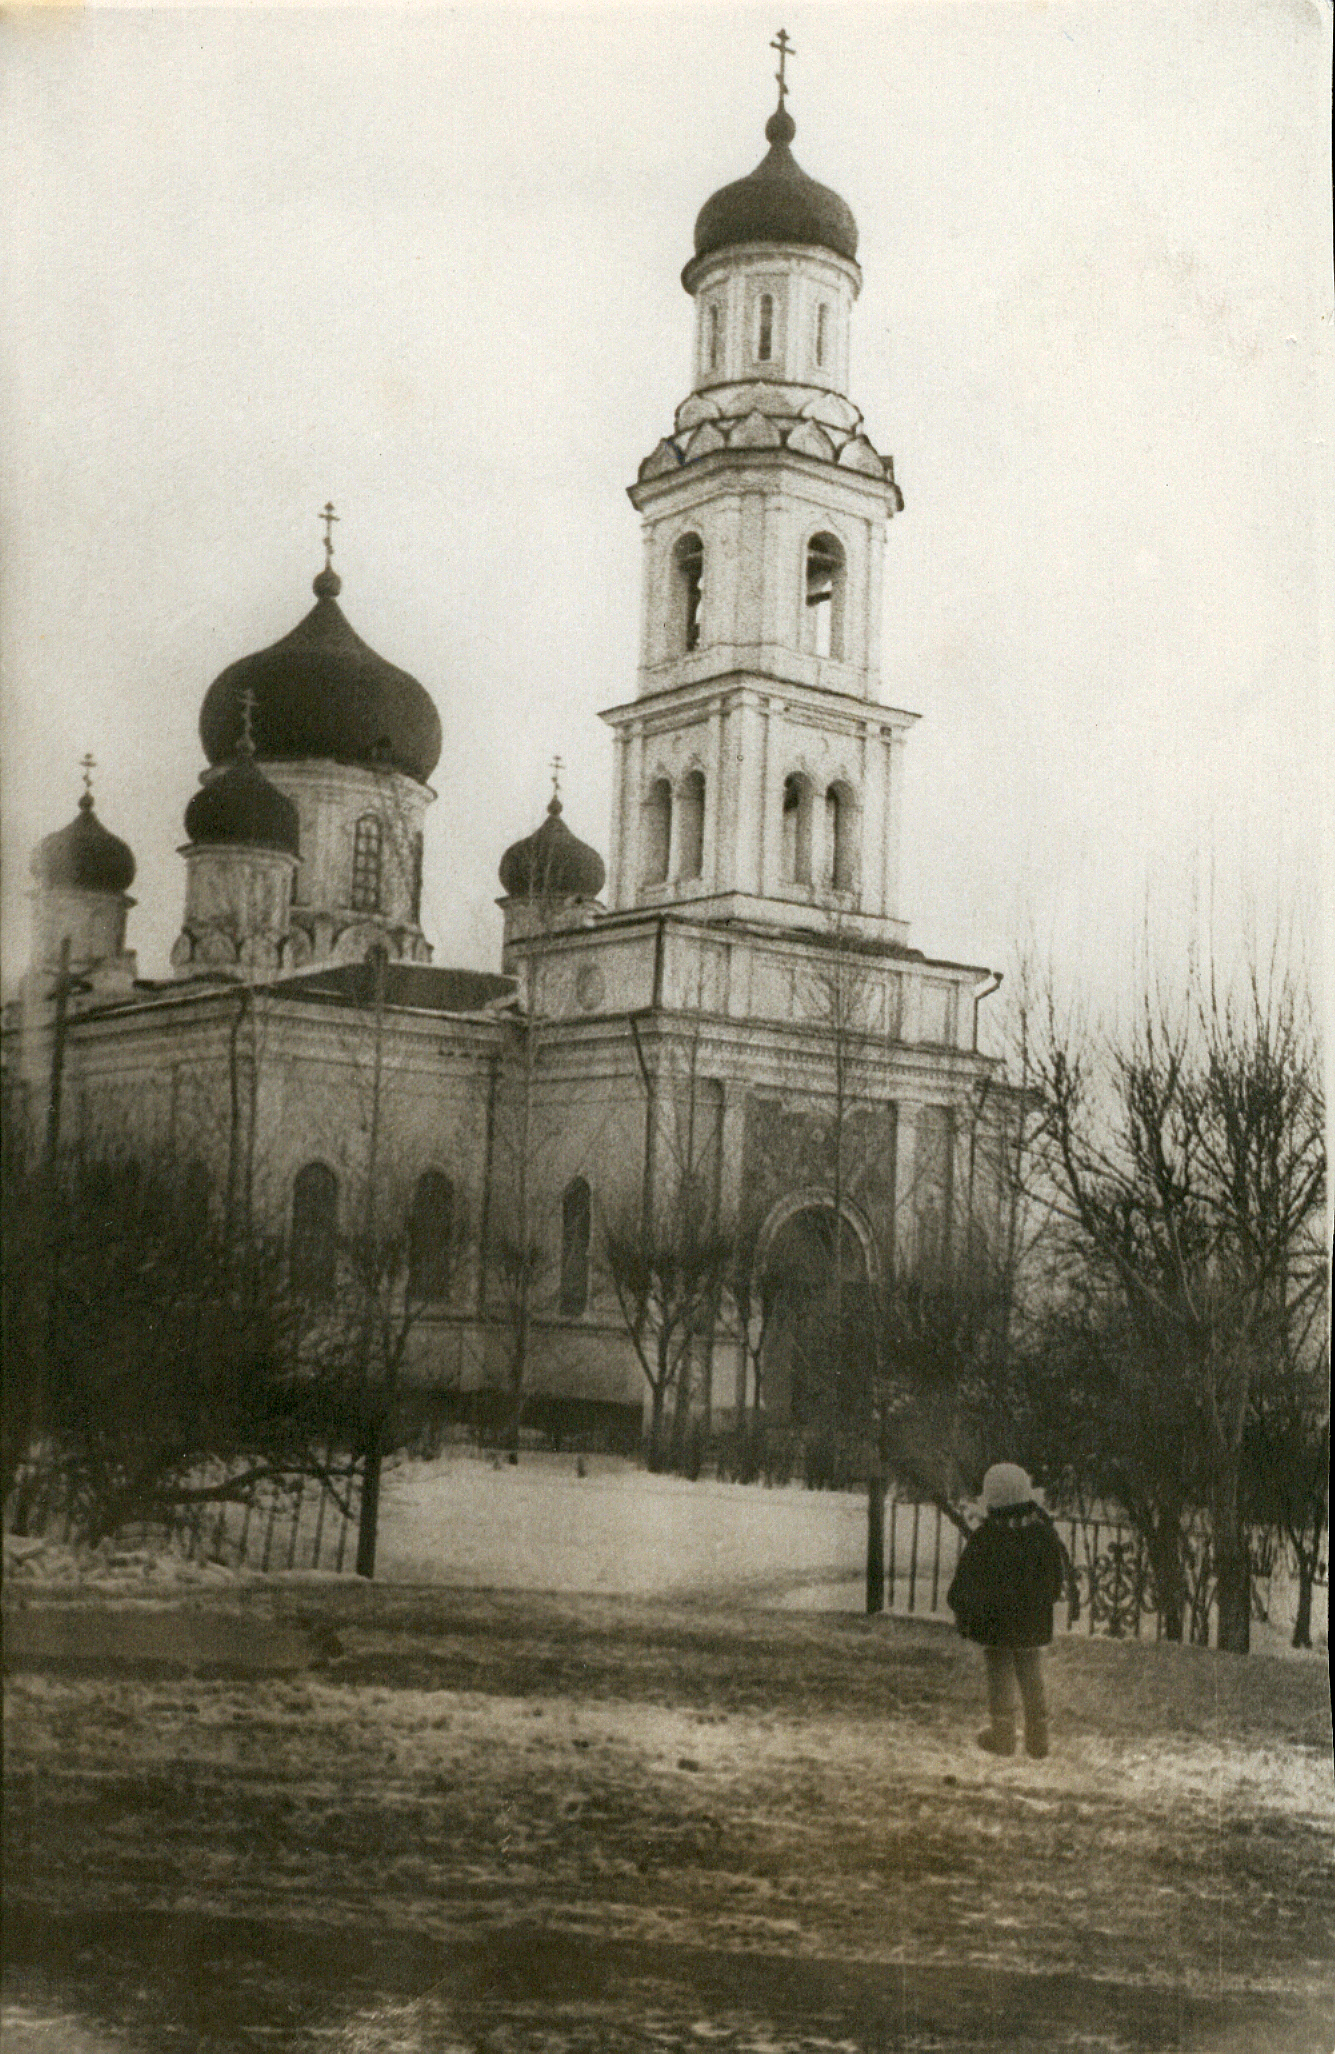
907 1501 921 1614
260 1487 281 1574
887 1495 897 1612
930 1505 943 1613
286 1476 305 1571
1088 1521 1100 1634
865 1464 886 1615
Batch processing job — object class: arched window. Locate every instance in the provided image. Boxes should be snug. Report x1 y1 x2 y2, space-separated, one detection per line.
673 532 704 653
351 815 383 912
291 1161 338 1299
409 831 424 924
560 1177 591 1316
641 777 672 886
756 292 774 362
706 301 722 372
677 770 705 881
408 1170 454 1302
825 783 858 892
804 534 846 660
781 773 813 886
815 302 829 369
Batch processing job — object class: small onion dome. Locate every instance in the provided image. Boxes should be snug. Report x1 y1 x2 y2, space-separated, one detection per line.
692 107 858 265
198 567 442 785
184 753 300 857
32 792 136 894
498 796 606 901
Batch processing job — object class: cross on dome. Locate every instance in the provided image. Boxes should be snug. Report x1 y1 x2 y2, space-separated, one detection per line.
550 755 565 813
771 28 795 110
314 502 343 599
79 752 96 812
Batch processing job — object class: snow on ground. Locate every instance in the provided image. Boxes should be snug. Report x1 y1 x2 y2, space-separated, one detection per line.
377 1450 874 1605
5 1449 1324 1655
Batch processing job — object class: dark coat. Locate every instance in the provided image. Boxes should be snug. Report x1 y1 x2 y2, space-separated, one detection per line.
947 1503 1068 1648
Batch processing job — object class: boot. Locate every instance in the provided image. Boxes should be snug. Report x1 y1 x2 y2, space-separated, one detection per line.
976 1721 1016 1756
1024 1721 1049 1759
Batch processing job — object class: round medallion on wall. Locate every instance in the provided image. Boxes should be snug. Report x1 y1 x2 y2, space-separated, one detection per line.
575 964 605 1012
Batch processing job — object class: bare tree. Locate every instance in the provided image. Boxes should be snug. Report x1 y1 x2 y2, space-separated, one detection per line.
1 1123 352 1546
1032 947 1325 1652
606 1012 734 1471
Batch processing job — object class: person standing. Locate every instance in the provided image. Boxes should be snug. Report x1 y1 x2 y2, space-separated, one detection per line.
947 1463 1068 1758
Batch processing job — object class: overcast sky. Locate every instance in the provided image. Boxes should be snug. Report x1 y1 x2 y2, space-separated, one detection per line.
3 1 1330 1033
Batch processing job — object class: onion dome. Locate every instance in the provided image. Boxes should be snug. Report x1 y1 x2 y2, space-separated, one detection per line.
693 106 857 265
184 751 300 858
499 796 606 901
198 563 442 785
33 788 136 895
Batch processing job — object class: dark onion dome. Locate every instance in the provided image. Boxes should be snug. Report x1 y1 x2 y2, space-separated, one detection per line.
184 752 300 858
32 792 136 894
198 566 442 785
499 796 606 900
692 107 857 265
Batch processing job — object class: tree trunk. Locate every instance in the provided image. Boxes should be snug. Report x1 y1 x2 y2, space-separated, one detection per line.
1291 1559 1314 1650
1213 1462 1251 1654
646 1382 666 1472
1144 1515 1186 1642
355 1415 382 1579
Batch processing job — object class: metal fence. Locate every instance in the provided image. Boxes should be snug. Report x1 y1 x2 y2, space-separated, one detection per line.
882 1498 1203 1641
3 1458 362 1577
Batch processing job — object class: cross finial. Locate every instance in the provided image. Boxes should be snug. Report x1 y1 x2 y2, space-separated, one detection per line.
320 500 339 568
79 752 96 810
771 28 795 109
238 687 257 756
551 755 564 798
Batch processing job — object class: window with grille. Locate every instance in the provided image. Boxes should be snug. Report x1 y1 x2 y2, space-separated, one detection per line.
815 302 829 368
351 815 383 912
707 301 722 371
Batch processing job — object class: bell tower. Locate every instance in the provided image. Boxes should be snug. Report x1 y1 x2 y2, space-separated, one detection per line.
601 50 915 942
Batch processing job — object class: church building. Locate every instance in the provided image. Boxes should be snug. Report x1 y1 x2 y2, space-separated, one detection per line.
6 65 1007 1449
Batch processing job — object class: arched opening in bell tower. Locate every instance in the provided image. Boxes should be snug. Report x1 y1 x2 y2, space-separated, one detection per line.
677 770 705 880
781 773 813 886
641 778 672 885
824 782 858 892
672 532 705 653
804 534 846 660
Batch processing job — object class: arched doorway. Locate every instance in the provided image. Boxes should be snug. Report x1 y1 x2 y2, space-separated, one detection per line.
753 1198 876 1438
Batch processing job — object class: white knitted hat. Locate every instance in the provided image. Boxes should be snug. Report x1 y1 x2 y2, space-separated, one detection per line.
982 1463 1033 1510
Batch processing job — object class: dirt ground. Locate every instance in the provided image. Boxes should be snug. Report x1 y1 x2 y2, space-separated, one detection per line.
3 1582 1333 2054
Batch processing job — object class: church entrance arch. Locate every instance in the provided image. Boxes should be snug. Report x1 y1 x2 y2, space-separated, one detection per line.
751 1192 878 1435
